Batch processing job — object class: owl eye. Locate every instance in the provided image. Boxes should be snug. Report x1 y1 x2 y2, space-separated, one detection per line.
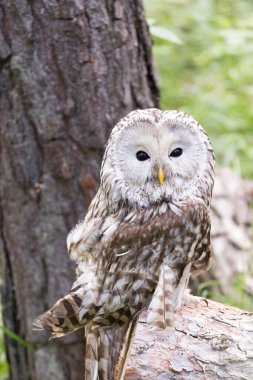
136 150 150 161
170 148 183 158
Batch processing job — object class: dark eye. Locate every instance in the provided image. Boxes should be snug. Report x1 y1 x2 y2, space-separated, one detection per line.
170 148 183 158
136 150 150 161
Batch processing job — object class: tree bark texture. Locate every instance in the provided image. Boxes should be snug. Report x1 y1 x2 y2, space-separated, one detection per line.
0 1 159 379
126 297 253 380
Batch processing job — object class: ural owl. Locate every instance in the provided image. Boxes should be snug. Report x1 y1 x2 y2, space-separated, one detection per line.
34 109 215 380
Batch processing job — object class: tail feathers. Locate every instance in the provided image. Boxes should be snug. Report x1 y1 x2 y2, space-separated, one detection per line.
33 292 82 338
84 328 99 380
84 318 138 380
114 319 138 380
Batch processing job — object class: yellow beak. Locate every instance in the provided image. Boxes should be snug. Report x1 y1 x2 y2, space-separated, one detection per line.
158 168 165 185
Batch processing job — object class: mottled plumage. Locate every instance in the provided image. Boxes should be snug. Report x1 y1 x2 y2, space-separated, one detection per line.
34 109 215 380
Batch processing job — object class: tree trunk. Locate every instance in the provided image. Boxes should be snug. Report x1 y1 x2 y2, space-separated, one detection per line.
126 297 253 380
0 1 159 379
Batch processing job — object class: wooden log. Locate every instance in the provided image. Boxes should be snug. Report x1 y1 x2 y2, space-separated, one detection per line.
126 297 253 380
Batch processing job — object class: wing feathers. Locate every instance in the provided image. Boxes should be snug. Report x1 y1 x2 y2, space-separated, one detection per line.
33 292 83 338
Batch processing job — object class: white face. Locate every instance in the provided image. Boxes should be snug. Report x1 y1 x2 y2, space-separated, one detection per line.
102 110 214 208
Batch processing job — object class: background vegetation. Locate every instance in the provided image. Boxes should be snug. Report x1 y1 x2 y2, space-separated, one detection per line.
0 314 8 380
144 0 253 179
1 0 253 377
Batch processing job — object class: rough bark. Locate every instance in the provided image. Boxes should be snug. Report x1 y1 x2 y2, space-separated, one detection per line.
0 1 159 379
126 297 253 380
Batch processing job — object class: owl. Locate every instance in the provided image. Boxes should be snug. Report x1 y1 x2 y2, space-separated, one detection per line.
34 109 215 380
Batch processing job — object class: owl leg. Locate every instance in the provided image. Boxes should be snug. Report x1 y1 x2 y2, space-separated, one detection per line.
147 265 176 330
182 289 209 307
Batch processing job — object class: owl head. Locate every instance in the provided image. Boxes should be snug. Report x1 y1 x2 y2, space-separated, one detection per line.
101 109 215 209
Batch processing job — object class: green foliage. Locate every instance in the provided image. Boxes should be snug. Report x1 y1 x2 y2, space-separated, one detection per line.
0 306 33 380
197 273 253 311
144 0 253 178
0 314 8 380
0 326 33 351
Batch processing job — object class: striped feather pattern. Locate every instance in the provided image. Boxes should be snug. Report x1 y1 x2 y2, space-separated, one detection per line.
147 265 176 329
34 109 215 380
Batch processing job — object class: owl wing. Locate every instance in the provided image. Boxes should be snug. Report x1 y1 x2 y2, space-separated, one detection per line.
66 187 126 294
146 198 212 329
35 197 211 332
67 184 130 263
75 197 210 331
34 198 212 380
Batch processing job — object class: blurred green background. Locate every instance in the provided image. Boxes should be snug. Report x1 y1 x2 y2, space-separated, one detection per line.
1 1 253 377
144 0 253 179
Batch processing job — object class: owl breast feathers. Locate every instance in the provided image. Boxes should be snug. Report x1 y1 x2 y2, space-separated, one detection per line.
34 109 215 380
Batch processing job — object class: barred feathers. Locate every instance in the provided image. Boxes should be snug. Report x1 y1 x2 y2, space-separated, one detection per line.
34 109 215 380
33 292 82 338
147 265 176 329
34 295 138 380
